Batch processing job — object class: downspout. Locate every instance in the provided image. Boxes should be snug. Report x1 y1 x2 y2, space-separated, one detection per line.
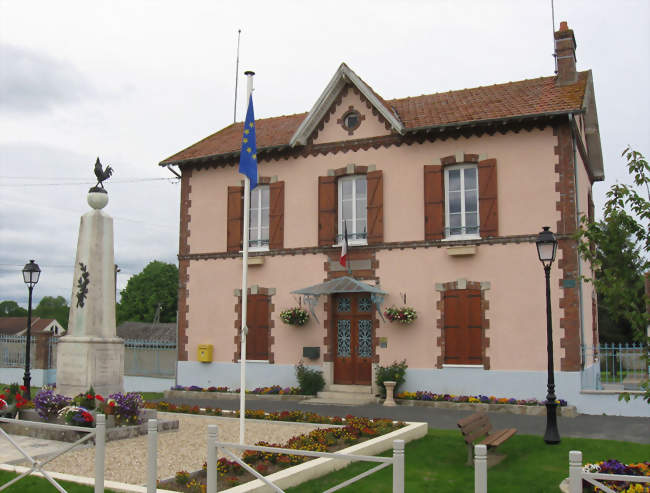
569 113 586 370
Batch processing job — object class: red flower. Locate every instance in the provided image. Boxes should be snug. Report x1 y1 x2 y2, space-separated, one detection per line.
15 393 21 400
86 394 93 399
0 394 5 399
95 395 104 402
19 385 26 391
109 401 115 407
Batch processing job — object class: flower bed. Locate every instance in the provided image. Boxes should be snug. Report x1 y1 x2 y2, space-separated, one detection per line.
171 384 300 395
160 415 405 492
396 391 577 417
582 460 649 492
397 391 568 407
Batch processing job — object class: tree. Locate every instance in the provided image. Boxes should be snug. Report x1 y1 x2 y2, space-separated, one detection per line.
117 261 178 325
34 296 70 329
0 300 27 317
576 147 649 403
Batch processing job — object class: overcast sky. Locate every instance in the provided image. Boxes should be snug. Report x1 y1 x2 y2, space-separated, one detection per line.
1 0 648 310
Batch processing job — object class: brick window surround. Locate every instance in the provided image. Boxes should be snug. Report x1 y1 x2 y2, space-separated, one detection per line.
435 279 491 369
233 285 276 363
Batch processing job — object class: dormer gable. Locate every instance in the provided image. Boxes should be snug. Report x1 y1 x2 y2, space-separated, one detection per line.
289 63 404 147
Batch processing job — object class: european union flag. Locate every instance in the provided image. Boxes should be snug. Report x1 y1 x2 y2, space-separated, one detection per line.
239 94 258 190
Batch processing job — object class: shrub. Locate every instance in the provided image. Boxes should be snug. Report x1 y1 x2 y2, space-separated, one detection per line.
73 386 96 410
33 387 71 420
295 361 325 395
375 359 408 398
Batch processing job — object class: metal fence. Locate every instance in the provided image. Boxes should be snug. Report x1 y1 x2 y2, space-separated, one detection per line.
0 334 37 369
0 336 176 378
582 343 648 390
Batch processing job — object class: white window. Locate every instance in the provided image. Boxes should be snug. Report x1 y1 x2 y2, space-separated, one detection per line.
249 185 269 249
338 175 367 244
445 164 479 238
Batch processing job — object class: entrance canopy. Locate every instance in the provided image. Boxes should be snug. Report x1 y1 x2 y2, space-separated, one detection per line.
292 276 386 323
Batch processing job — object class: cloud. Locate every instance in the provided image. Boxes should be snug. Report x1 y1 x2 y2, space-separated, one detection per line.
0 43 95 114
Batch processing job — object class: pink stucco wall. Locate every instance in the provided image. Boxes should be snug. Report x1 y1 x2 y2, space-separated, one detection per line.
188 127 560 253
182 89 595 372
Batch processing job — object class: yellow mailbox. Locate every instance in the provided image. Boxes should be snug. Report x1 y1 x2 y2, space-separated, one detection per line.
197 344 213 362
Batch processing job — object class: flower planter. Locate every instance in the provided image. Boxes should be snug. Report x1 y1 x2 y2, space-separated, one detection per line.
2 408 179 443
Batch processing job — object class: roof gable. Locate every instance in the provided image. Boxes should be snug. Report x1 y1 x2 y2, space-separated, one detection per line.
289 63 404 147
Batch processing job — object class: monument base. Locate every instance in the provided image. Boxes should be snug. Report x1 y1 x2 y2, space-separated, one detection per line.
56 336 125 397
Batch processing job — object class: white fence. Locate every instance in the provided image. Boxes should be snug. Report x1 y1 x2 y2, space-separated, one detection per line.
568 450 650 493
0 414 106 493
473 446 650 493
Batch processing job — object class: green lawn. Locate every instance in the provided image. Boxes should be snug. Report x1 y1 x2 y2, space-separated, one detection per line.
1 430 647 492
287 430 650 493
0 470 118 492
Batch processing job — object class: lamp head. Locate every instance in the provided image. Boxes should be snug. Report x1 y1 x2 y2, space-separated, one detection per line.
536 227 557 268
22 260 41 288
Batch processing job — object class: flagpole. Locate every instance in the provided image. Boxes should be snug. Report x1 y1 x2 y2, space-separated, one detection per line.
240 70 255 445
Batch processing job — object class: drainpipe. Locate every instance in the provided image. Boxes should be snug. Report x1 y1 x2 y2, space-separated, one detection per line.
569 113 586 369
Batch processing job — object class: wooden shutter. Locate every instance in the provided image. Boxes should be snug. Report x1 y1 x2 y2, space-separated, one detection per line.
269 181 284 250
246 294 269 360
444 289 482 365
478 158 498 237
318 176 337 246
424 165 444 240
227 186 243 252
366 170 383 244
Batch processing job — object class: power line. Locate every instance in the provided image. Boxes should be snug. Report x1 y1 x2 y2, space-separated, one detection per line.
0 177 178 188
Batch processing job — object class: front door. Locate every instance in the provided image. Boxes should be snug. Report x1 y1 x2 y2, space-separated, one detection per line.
333 293 373 385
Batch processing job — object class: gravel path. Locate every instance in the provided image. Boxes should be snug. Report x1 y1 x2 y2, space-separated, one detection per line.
24 413 332 486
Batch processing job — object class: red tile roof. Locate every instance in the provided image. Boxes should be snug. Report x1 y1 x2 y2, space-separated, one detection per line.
161 72 588 165
0 317 57 335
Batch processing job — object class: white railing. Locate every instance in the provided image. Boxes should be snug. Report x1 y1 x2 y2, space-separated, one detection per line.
568 450 650 493
0 414 106 493
474 445 487 493
205 424 405 492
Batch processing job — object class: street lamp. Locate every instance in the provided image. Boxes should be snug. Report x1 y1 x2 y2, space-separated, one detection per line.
535 227 560 444
22 259 41 400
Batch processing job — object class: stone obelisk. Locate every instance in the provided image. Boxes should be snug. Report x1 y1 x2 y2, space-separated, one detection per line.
57 159 124 397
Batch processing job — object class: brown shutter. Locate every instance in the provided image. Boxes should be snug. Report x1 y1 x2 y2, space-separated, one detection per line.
424 165 444 240
269 181 284 250
478 158 498 238
246 294 269 360
366 170 383 244
227 186 243 252
318 176 337 246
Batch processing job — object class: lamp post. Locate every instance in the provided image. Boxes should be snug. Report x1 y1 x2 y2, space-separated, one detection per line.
22 259 41 400
535 227 560 444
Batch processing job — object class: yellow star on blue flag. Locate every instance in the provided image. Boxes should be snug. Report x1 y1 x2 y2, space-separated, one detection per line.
239 94 258 189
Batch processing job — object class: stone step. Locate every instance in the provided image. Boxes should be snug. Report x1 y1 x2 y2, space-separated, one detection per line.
302 390 379 406
326 384 372 394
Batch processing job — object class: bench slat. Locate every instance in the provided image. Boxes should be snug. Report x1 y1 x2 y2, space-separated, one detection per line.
480 428 517 448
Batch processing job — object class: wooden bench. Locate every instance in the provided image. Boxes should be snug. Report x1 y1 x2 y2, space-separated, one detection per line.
457 412 517 465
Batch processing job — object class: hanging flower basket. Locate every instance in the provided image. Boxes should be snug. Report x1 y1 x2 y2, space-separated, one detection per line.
384 306 417 325
280 307 310 326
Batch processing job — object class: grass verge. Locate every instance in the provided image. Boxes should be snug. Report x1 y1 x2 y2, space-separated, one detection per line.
287 429 650 493
0 470 118 492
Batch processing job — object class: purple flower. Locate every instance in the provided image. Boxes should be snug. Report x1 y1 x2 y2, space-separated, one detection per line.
34 388 71 420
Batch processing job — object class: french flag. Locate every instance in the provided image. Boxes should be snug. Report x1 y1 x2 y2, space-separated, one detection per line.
340 222 349 267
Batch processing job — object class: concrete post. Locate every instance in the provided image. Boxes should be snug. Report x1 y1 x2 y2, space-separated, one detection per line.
392 439 404 493
95 414 105 493
383 381 397 407
569 450 583 493
207 425 217 493
474 444 487 493
147 419 158 493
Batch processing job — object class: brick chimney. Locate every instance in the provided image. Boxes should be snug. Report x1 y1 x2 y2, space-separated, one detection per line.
554 21 577 86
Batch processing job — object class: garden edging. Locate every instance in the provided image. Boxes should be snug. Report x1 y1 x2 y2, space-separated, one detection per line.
394 399 578 417
164 390 307 402
170 420 427 493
